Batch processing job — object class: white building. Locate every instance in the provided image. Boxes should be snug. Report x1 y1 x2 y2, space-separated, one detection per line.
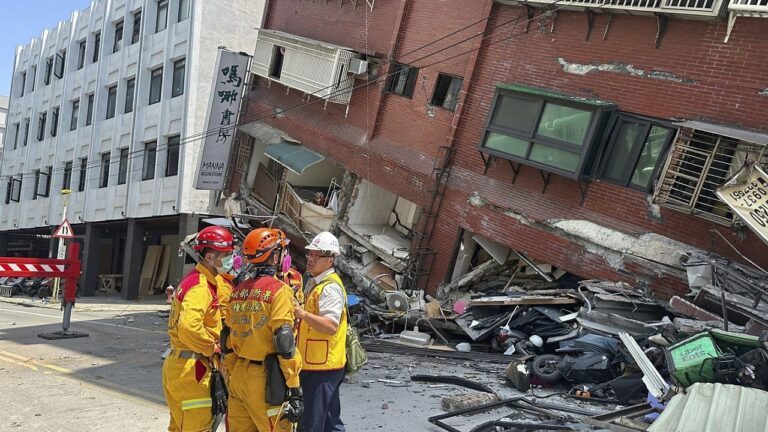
0 95 7 166
0 0 264 299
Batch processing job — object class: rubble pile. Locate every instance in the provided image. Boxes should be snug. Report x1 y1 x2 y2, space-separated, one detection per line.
344 253 768 432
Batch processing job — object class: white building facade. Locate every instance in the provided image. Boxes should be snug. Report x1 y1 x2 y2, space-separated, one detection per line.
0 0 264 298
0 95 7 167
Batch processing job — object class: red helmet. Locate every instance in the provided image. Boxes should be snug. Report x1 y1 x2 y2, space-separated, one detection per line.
194 226 234 252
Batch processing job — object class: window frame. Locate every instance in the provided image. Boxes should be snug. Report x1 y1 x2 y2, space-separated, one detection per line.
62 161 73 190
78 158 88 192
430 73 463 112
37 111 47 141
118 148 129 185
165 135 180 177
597 113 676 192
19 71 26 97
385 63 418 99
44 57 53 85
125 77 136 113
143 141 157 180
178 0 190 22
54 51 65 79
32 170 40 200
99 152 111 188
113 19 124 53
106 84 118 119
9 177 22 203
132 11 142 44
149 67 163 105
13 123 20 150
50 106 59 137
92 31 101 63
171 58 185 98
29 65 36 92
86 94 94 125
23 118 29 146
156 0 169 33
478 85 615 180
70 99 80 131
77 39 86 69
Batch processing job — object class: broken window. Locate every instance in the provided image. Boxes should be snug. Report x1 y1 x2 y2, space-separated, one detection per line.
431 74 463 111
599 115 675 191
386 63 418 98
654 124 768 225
479 84 615 180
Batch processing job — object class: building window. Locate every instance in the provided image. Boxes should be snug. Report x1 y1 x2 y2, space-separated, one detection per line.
132 11 142 44
63 161 73 190
106 84 118 119
171 58 185 98
431 74 463 112
269 45 285 79
149 67 163 104
29 65 36 92
86 94 94 125
598 115 675 191
479 84 615 179
37 167 52 198
23 118 29 146
8 177 22 203
386 63 418 98
165 135 180 177
654 126 768 224
78 158 88 192
19 71 26 97
118 148 129 185
32 170 40 200
44 57 53 85
143 141 157 180
50 106 59 137
156 0 168 33
54 50 65 79
92 31 101 63
13 123 20 150
113 20 124 53
178 0 190 22
37 112 47 141
77 39 86 69
125 78 136 113
100 152 111 188
70 99 79 130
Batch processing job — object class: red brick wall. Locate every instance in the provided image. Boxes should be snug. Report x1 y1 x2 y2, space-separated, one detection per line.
249 1 768 299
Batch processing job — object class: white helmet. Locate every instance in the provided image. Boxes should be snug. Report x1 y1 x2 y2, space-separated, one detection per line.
306 231 340 256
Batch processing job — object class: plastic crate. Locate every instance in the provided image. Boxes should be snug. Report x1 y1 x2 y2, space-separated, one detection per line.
0 285 12 297
666 332 721 387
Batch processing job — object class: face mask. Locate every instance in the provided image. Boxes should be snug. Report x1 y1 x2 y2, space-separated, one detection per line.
216 254 234 274
281 254 292 274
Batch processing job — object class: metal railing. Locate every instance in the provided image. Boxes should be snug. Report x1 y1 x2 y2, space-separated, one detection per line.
729 0 768 13
496 0 725 16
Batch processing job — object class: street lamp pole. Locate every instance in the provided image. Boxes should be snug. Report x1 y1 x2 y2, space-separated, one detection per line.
52 189 72 303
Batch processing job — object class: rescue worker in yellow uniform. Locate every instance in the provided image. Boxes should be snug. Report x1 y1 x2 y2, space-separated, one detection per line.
294 231 348 432
227 228 304 432
162 225 235 432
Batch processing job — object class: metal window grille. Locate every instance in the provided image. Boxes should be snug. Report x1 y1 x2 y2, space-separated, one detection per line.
654 127 768 225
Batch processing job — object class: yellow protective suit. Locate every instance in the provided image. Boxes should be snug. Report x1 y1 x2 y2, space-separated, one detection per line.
216 273 238 382
162 264 222 432
226 275 302 432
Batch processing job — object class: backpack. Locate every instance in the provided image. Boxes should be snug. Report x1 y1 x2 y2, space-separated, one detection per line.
345 306 367 375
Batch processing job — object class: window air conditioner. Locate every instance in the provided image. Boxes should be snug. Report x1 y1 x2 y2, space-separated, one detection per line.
348 58 368 75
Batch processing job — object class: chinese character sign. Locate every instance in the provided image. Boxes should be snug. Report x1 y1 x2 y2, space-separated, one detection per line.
195 50 250 190
716 163 768 245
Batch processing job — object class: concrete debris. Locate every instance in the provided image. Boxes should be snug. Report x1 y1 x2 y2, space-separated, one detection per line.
441 392 500 411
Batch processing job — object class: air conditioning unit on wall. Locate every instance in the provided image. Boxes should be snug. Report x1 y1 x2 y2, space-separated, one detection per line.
348 58 368 75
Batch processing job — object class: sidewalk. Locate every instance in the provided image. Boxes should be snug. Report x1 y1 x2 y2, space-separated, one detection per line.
0 292 171 312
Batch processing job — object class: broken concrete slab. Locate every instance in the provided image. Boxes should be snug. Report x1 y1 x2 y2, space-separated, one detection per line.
670 296 722 321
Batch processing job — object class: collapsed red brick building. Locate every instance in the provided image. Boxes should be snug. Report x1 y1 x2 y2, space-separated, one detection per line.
229 0 768 301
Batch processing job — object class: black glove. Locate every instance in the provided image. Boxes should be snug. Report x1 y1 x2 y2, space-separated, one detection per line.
284 387 304 423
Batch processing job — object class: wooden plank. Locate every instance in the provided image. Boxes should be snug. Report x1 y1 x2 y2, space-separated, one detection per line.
154 246 171 290
139 245 162 296
469 296 576 306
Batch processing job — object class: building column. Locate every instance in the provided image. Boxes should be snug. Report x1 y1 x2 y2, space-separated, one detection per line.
122 218 146 300
79 223 103 297
0 232 8 256
171 213 199 286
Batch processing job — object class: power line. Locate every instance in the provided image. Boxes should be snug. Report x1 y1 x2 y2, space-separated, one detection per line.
2 3 568 187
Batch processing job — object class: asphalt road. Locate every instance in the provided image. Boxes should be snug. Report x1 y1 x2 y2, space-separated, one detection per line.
0 301 525 431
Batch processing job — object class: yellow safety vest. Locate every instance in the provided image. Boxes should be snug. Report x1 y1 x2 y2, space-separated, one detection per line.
297 272 347 371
